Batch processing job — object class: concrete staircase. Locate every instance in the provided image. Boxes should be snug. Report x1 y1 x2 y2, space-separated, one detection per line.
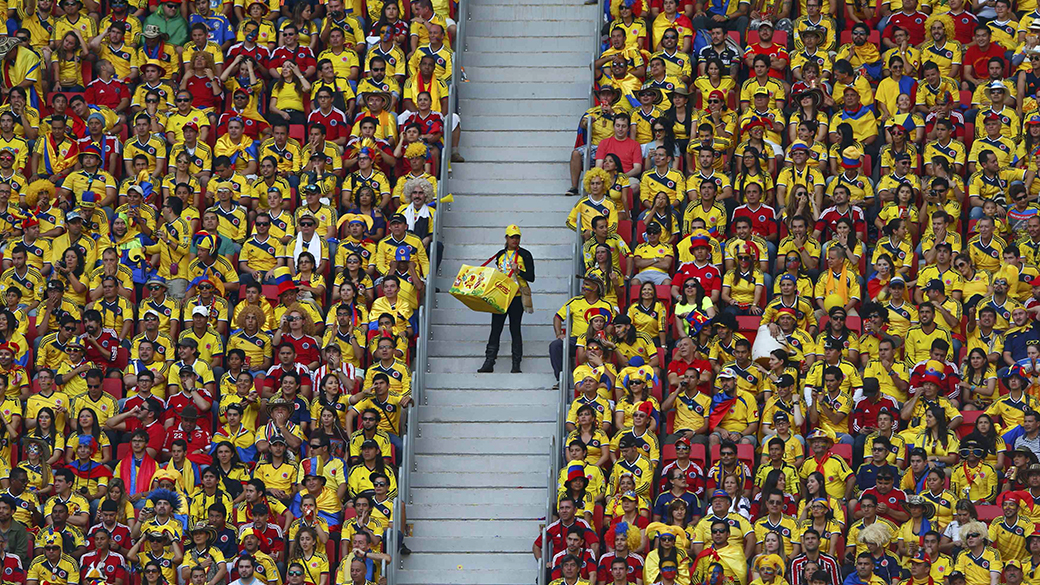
397 0 596 583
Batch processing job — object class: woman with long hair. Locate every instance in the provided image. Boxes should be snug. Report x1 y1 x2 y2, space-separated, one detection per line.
269 61 311 125
788 91 828 144
50 32 85 91
316 405 350 459
796 498 841 556
332 260 374 306
798 472 846 526
692 58 736 113
567 406 610 468
293 251 327 311
914 406 960 469
585 244 624 308
723 474 752 520
939 499 978 553
749 533 785 576
612 314 658 370
642 121 680 169
721 246 765 317
960 349 999 411
962 412 1006 470
350 186 386 240
874 183 919 243
0 311 28 365
372 0 409 47
783 185 818 231
25 407 64 466
638 192 680 245
601 153 632 218
758 348 800 400
954 253 992 306
873 218 913 278
867 253 895 302
102 477 136 530
929 157 966 204
311 374 349 427
829 123 863 177
18 437 53 498
645 498 693 551
54 246 87 306
285 2 319 49
289 526 329 585
664 87 695 163
211 442 250 501
672 277 715 339
66 407 111 463
628 281 668 347
821 216 864 274
274 305 320 370
881 122 920 175
162 151 202 203
180 51 222 116
749 469 797 519
735 150 775 205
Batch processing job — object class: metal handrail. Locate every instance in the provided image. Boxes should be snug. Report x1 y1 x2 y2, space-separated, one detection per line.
388 0 466 581
537 434 557 585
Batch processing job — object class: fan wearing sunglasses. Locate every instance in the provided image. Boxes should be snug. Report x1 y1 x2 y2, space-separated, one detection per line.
950 440 998 505
952 519 1001 585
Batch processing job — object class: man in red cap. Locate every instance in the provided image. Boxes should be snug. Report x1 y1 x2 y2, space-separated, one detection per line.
991 491 1036 562
671 229 722 303
658 434 706 500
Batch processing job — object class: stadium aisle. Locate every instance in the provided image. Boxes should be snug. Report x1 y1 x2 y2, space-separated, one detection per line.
398 0 596 582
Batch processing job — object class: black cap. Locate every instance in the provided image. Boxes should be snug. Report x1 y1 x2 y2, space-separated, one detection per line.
923 279 945 293
645 222 662 234
361 439 380 450
618 435 637 449
772 411 789 422
823 338 843 351
388 213 407 224
776 374 795 387
47 279 65 291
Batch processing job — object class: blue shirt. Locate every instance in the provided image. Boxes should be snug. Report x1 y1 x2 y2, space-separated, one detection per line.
652 491 701 523
189 14 234 45
1005 324 1040 362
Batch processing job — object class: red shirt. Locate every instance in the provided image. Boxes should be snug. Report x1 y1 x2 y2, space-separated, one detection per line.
924 111 965 140
83 328 119 367
964 43 1007 79
859 487 908 524
850 395 901 434
666 357 712 395
216 111 269 139
551 548 598 581
743 43 789 80
163 390 214 428
672 262 722 296
184 75 221 110
80 550 127 584
949 11 980 44
269 45 317 73
163 425 212 465
733 203 778 240
815 205 867 240
659 459 706 498
0 553 23 584
596 135 642 173
85 77 129 111
264 362 312 394
597 552 644 584
227 42 271 68
533 519 598 559
87 522 132 552
282 333 321 368
885 12 928 45
307 107 349 142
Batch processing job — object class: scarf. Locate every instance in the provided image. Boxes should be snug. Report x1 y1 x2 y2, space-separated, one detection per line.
824 263 850 301
853 44 881 64
709 391 737 429
117 453 156 495
293 233 323 267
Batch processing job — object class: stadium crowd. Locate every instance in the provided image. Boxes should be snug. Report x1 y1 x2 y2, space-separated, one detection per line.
541 0 1040 584
0 0 460 582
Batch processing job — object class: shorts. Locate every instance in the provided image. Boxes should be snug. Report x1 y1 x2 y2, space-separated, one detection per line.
633 269 671 285
575 144 598 158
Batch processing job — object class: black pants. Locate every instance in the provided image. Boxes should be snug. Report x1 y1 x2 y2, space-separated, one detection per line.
486 296 524 363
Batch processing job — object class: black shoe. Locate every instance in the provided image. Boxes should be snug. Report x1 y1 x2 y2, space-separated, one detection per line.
511 362 522 373
565 187 579 196
477 358 495 373
399 544 412 556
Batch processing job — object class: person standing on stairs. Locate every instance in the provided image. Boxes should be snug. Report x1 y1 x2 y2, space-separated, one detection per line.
478 225 536 374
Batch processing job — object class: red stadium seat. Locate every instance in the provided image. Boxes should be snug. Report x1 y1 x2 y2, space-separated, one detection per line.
117 442 131 460
832 444 853 466
616 219 633 247
289 124 306 143
710 443 755 469
959 410 982 437
977 505 1001 522
691 443 707 467
964 123 975 150
102 378 123 400
666 409 676 434
663 443 676 464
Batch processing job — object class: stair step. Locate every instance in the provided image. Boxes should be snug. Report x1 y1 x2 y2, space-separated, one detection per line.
468 20 598 36
402 535 538 555
460 145 575 162
451 161 569 180
410 469 547 488
462 50 591 68
428 357 558 375
443 194 578 212
464 67 593 85
418 421 558 439
410 501 546 520
441 209 572 227
419 405 556 423
452 178 573 194
468 4 594 21
416 435 555 455
441 226 570 245
466 34 590 53
429 322 561 343
424 388 558 406
462 130 575 148
461 82 588 99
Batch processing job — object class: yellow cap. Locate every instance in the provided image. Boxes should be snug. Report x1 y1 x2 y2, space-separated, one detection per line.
572 364 598 384
505 224 521 237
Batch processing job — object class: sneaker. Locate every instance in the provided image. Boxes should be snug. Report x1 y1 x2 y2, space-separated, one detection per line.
451 152 466 162
399 544 412 556
565 187 579 196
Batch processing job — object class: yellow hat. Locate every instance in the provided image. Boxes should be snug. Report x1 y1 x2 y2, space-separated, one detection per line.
404 142 428 159
505 224 521 237
572 364 598 384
